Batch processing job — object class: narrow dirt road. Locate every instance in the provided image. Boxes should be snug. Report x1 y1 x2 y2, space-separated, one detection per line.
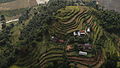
6 19 19 23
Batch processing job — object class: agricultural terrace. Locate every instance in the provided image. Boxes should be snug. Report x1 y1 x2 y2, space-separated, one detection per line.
10 6 119 68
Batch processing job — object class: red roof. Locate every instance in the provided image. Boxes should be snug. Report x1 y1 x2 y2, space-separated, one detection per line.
78 44 92 47
59 40 65 43
80 30 85 33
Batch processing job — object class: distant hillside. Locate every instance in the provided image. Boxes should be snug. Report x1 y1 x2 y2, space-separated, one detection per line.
0 0 15 3
98 0 120 12
0 0 37 11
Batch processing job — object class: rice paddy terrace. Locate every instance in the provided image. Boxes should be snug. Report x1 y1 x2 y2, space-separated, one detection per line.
13 6 120 68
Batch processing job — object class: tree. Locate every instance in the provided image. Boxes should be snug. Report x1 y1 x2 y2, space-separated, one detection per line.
0 15 6 29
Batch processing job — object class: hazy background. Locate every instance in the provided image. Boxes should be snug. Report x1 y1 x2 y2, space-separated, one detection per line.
98 0 120 12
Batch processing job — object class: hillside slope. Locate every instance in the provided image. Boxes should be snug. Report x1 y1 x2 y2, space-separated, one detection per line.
0 0 120 68
0 0 37 11
7 6 119 68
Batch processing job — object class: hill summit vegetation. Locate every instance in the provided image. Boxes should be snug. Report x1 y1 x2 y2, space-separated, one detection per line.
0 0 120 68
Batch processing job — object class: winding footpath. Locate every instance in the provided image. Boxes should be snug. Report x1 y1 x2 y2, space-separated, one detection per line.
6 19 19 24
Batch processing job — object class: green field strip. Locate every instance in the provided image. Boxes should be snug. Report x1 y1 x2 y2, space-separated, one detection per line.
25 51 64 67
67 9 75 16
67 54 97 59
93 26 99 44
40 57 64 67
68 54 101 67
54 10 87 29
82 15 91 26
27 52 63 67
96 28 103 41
61 9 88 24
61 11 88 27
54 12 89 34
39 54 63 64
86 16 93 24
34 56 64 67
41 60 64 68
24 53 63 67
53 9 88 32
15 48 63 65
17 50 63 66
56 9 80 21
61 13 88 31
67 57 96 62
66 19 85 33
56 6 81 22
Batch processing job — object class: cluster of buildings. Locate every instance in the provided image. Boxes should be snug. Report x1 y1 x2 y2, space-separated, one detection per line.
66 43 92 56
50 27 92 56
51 36 65 43
66 27 92 56
73 27 91 36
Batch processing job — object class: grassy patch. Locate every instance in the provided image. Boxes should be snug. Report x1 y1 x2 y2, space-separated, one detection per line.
0 8 27 17
9 65 26 68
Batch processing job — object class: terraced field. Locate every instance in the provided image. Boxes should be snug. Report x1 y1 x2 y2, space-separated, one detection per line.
51 6 118 67
12 6 119 68
67 50 104 67
15 45 65 68
53 6 103 44
15 6 104 68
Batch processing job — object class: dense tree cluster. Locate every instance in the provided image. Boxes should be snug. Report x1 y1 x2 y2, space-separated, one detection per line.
0 46 15 68
0 15 16 68
95 10 120 36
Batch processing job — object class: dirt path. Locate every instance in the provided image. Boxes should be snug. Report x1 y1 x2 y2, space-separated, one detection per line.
6 19 19 23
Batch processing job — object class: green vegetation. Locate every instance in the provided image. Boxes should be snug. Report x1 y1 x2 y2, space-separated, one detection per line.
0 8 27 17
9 65 23 68
95 10 120 37
0 0 120 68
0 8 27 20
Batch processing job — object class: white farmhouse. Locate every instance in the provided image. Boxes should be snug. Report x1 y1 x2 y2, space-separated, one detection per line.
73 32 77 36
79 51 87 55
87 27 91 32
